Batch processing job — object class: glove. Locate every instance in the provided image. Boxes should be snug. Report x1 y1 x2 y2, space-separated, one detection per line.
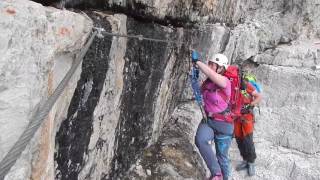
191 51 199 63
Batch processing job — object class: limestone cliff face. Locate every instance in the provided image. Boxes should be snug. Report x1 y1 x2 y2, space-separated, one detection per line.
1 0 320 180
0 0 92 179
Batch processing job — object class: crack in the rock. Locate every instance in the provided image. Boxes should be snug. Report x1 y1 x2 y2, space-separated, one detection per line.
220 30 231 53
262 138 320 157
277 143 320 156
257 62 319 70
289 161 296 178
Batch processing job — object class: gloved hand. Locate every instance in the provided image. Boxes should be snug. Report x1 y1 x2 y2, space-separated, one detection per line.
191 51 199 63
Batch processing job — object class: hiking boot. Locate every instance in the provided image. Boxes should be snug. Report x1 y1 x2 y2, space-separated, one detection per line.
235 161 248 171
247 162 255 176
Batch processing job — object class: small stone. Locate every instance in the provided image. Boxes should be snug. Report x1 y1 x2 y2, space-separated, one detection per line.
135 165 147 177
311 65 320 70
184 161 193 168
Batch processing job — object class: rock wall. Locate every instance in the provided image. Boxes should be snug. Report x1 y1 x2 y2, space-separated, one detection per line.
80 0 320 179
0 0 92 179
53 11 202 179
55 11 116 180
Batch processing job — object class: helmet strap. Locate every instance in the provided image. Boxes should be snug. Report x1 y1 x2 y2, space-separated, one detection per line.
217 66 225 74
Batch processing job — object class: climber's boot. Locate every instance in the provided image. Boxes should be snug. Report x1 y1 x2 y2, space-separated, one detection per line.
235 161 248 171
247 162 255 176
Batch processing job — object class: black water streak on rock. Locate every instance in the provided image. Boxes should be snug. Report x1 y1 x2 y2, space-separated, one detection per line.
54 12 112 180
106 18 197 180
106 18 171 179
105 16 210 179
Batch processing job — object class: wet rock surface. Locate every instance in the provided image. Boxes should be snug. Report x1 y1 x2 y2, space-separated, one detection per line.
55 11 113 180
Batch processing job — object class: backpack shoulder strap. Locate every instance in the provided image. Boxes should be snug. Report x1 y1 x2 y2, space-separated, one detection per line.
217 89 229 102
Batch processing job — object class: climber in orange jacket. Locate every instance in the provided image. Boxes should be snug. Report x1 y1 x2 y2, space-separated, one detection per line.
234 73 262 176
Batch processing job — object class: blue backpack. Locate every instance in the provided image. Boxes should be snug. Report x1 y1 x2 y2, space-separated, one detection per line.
249 80 262 93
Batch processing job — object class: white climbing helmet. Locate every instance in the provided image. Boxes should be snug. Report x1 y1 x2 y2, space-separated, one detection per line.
209 53 229 69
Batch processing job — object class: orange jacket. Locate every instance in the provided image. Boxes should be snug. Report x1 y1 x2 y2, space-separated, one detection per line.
234 82 256 139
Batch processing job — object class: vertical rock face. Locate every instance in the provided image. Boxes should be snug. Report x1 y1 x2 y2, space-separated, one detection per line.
109 18 174 178
0 0 92 179
55 12 113 180
53 8 221 180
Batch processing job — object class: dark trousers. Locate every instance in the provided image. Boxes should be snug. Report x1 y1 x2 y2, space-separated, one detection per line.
235 133 256 163
195 119 233 179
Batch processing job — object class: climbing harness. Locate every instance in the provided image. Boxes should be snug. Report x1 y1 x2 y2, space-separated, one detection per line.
0 31 97 179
